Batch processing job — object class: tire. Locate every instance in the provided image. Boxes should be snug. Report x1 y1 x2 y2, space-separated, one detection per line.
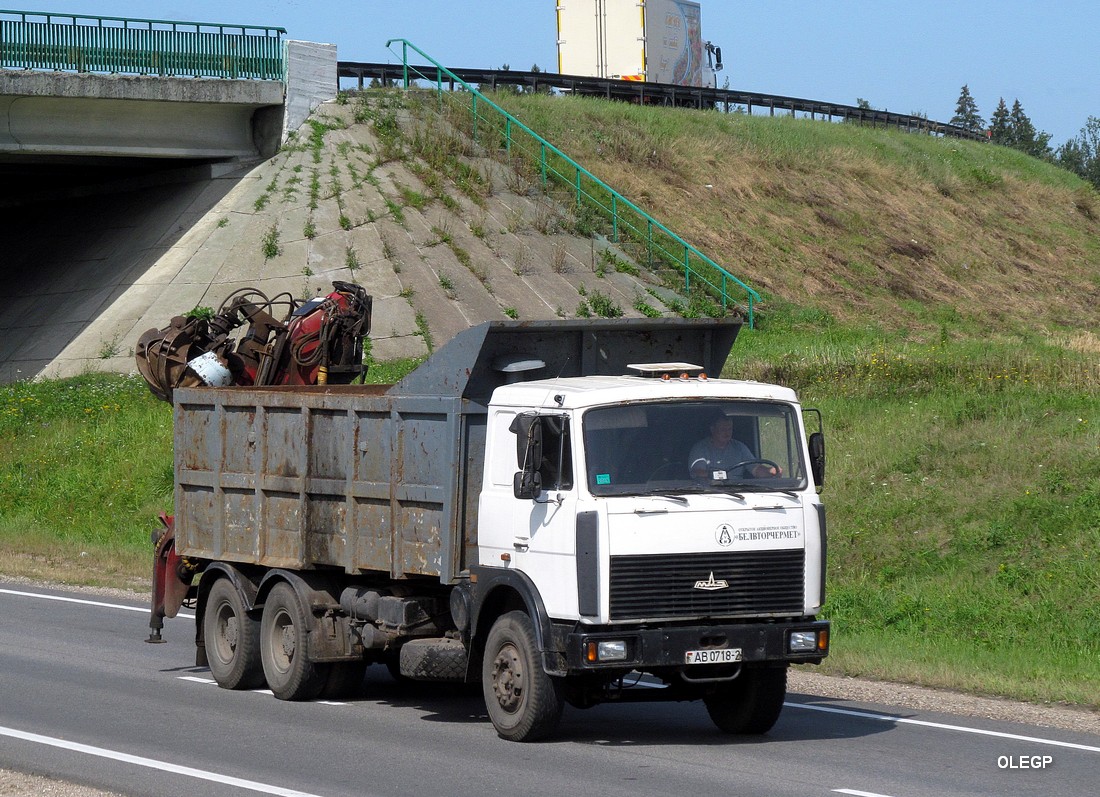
481 611 564 742
320 660 367 699
204 577 264 690
703 666 788 734
260 581 329 701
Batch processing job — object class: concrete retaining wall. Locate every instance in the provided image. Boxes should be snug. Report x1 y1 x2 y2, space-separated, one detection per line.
284 40 338 139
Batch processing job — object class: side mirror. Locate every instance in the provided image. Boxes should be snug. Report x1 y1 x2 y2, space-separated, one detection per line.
513 470 543 500
809 431 826 490
509 413 543 499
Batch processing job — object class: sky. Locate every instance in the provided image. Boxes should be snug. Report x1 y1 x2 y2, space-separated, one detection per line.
28 1 1100 146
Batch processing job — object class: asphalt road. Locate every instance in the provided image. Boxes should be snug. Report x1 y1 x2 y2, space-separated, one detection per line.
2 583 1097 797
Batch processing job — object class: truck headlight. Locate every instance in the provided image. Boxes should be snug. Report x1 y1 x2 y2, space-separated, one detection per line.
789 631 818 652
585 639 629 662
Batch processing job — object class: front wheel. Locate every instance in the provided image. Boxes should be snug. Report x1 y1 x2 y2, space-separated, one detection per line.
204 577 264 690
482 611 563 742
704 665 788 734
260 581 329 701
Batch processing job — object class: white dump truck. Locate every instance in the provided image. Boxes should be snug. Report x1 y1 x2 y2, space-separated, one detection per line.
149 318 828 741
556 0 722 87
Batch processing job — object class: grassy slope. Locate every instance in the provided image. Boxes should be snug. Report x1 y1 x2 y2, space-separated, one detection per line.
493 93 1100 336
1 96 1098 707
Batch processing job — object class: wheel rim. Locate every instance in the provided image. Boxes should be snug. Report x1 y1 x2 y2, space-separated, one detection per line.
212 600 238 665
267 607 295 675
490 641 525 714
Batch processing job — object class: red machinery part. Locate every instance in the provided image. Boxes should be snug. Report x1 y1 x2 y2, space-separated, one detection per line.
147 513 193 642
135 282 372 401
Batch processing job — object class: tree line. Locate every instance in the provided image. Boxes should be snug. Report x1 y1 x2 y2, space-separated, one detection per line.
950 84 1100 189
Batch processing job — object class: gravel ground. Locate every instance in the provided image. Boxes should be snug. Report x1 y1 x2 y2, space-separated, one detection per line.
0 771 123 797
787 669 1100 736
3 578 1097 795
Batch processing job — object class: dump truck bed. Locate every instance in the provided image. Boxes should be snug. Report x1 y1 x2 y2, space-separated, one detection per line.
172 384 484 582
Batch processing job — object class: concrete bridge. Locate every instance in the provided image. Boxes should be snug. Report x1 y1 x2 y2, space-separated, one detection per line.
0 10 338 380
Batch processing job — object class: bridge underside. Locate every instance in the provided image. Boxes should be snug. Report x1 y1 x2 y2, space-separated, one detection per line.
0 95 271 160
0 70 285 161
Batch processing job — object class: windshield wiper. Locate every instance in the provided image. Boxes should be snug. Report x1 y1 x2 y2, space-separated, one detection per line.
654 494 688 504
636 486 710 502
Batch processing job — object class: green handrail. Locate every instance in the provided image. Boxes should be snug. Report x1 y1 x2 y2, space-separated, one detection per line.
0 9 285 80
385 38 760 326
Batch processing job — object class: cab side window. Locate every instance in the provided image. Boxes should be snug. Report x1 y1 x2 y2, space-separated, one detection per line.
539 416 573 490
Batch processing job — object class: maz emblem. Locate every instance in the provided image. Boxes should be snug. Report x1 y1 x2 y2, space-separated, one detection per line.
693 571 729 591
715 524 734 546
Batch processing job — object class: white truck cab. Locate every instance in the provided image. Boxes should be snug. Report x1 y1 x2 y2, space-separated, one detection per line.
479 368 826 629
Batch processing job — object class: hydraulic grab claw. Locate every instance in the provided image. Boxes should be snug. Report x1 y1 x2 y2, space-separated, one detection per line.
134 281 373 402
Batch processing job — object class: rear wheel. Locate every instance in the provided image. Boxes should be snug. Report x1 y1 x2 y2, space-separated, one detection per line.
703 666 788 734
260 582 329 701
204 577 264 690
482 611 563 742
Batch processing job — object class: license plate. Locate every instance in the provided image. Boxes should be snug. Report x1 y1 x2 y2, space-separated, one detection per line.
685 648 742 665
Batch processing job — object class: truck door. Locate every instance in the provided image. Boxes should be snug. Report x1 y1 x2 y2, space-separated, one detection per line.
514 414 580 619
480 411 581 619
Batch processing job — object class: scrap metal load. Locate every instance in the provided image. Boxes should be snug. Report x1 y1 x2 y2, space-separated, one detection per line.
135 281 372 402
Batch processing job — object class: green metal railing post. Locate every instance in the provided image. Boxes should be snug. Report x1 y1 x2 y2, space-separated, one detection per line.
471 93 478 143
540 143 548 186
611 195 619 242
505 118 512 154
401 41 409 88
575 166 582 205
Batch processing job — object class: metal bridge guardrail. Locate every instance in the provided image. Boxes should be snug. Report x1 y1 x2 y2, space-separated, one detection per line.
339 61 984 142
0 8 285 80
384 39 761 326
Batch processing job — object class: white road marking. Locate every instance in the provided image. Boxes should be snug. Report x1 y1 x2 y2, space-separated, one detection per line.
786 702 1100 753
0 724 328 797
178 677 349 705
0 587 195 619
833 790 895 797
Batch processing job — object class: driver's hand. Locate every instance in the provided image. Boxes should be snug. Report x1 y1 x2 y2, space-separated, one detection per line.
752 464 782 478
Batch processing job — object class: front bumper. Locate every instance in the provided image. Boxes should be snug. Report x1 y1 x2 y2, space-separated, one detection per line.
563 619 830 670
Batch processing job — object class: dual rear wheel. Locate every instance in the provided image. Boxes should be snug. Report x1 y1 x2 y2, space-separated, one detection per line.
204 578 363 700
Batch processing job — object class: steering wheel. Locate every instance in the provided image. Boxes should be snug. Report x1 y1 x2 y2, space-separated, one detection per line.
727 459 782 478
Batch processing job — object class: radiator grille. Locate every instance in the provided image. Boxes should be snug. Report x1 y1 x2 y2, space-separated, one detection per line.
609 549 805 620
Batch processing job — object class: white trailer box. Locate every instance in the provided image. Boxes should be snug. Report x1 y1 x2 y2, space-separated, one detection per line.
556 0 705 87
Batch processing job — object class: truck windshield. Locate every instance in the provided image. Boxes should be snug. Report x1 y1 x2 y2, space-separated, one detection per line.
582 400 807 497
